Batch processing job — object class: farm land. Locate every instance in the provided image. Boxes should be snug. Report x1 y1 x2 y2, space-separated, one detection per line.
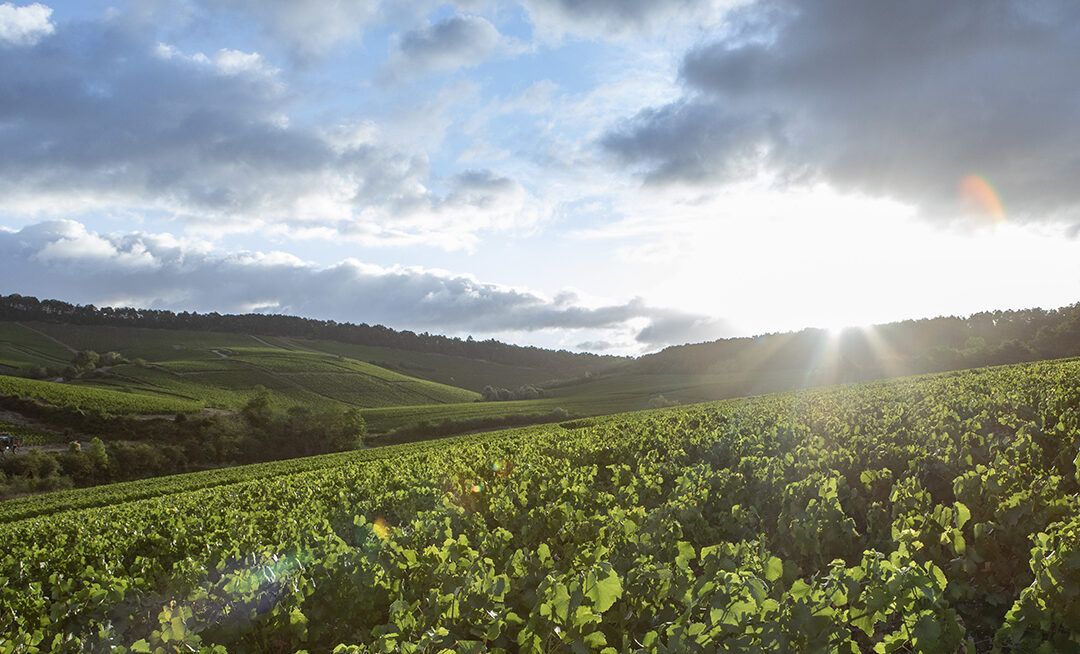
1 309 1080 650
2 359 1079 650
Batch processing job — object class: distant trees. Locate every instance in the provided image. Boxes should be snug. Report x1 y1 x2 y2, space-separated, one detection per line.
0 399 366 498
18 349 125 380
480 384 545 402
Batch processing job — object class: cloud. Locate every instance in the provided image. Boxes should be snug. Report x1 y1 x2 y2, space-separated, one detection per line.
0 15 535 249
601 0 1080 223
575 339 618 351
0 221 720 349
633 312 732 347
0 2 53 46
194 0 386 63
521 0 721 39
383 14 501 81
603 99 782 184
212 48 276 76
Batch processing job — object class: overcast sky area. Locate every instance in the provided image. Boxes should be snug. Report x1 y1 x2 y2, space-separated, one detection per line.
1 0 1079 355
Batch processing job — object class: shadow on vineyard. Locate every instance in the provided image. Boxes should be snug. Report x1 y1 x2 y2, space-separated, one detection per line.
0 393 366 498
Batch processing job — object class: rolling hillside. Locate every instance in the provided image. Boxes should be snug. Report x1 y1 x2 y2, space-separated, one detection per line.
0 322 480 415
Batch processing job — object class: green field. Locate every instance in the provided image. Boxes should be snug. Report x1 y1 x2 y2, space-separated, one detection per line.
0 373 206 415
22 323 259 360
282 337 606 392
0 321 74 373
0 322 481 415
3 358 1079 650
358 369 832 433
19 322 584 392
0 321 850 431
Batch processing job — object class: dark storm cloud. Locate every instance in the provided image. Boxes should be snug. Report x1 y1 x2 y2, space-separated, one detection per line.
0 221 713 345
602 0 1080 222
603 100 786 184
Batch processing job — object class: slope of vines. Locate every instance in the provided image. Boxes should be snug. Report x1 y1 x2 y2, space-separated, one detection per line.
2 359 1079 652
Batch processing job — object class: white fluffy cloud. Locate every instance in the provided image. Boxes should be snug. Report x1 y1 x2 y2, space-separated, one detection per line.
0 15 536 249
0 2 52 46
0 221 727 349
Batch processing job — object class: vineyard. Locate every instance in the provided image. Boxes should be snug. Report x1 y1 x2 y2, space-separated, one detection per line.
0 374 206 416
2 359 1079 651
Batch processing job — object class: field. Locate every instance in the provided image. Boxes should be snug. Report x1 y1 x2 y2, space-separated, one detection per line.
0 320 861 438
358 369 838 433
0 419 64 445
2 358 1078 651
0 321 899 434
0 322 480 416
0 374 206 415
0 321 76 373
284 337 601 392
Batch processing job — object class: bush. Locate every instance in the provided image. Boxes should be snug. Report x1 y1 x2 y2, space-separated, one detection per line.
648 394 680 409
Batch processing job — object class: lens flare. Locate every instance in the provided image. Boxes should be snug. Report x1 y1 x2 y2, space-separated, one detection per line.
372 517 390 540
472 483 483 494
959 174 1006 224
491 458 514 477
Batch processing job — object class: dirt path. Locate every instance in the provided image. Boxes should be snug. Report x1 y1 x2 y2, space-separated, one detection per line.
277 337 329 354
131 407 236 421
249 335 281 349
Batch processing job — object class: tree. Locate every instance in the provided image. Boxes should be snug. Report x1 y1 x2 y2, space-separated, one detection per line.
86 437 108 478
240 389 274 428
72 350 101 372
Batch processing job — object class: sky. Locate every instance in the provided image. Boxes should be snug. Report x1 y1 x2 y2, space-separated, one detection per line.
1 0 1079 355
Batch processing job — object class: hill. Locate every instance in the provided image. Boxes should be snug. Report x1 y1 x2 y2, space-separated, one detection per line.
4 296 1080 498
2 357 1078 649
0 322 479 412
0 293 627 385
634 303 1080 379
